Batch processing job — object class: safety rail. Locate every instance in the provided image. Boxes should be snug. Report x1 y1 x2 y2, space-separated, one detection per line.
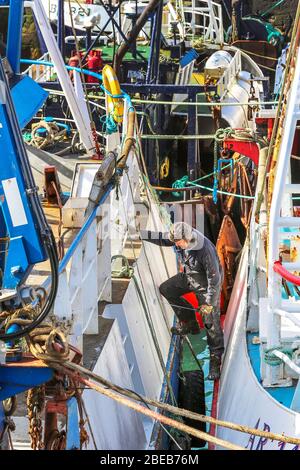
261 14 300 387
40 87 137 349
22 52 53 82
166 0 224 44
41 187 112 349
273 260 300 287
217 49 242 100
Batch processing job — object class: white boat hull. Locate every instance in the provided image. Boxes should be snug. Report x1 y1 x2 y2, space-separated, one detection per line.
217 247 300 450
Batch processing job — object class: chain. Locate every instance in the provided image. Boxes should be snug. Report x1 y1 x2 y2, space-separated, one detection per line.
74 385 89 450
91 124 104 160
27 386 45 450
45 430 66 450
248 76 259 121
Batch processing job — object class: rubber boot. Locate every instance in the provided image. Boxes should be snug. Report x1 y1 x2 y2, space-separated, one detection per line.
171 319 200 336
208 353 222 380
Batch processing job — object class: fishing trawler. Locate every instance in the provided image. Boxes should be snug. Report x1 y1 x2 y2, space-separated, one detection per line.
0 0 300 452
215 3 300 451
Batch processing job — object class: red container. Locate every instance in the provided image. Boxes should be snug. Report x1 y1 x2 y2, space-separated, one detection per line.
86 50 103 83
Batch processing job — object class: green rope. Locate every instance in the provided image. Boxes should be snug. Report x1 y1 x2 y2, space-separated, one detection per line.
264 347 293 366
111 255 134 279
172 176 189 197
188 180 255 199
170 169 255 200
23 132 32 143
261 0 285 17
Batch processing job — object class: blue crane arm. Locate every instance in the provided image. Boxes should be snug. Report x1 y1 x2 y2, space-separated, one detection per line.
0 59 48 289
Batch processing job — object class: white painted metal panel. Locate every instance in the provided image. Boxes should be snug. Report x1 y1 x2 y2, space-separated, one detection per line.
122 189 177 399
97 197 112 303
82 219 99 334
83 320 147 450
2 178 28 227
111 152 140 256
71 163 100 198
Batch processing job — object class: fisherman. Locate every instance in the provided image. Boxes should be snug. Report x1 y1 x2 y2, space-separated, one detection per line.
141 222 224 380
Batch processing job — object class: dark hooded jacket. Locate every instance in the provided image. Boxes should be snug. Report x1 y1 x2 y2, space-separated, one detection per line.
141 228 223 306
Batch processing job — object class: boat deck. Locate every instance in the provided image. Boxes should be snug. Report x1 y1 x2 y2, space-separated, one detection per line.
26 204 78 287
247 332 297 409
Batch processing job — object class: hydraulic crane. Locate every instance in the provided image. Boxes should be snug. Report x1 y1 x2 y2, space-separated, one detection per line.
0 1 65 449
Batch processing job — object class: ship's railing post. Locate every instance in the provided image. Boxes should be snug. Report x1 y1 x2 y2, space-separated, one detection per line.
42 188 112 350
265 44 300 386
111 96 141 257
22 52 52 82
166 0 223 44
217 50 241 100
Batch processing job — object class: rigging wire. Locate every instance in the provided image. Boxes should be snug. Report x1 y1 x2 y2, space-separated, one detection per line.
48 360 300 448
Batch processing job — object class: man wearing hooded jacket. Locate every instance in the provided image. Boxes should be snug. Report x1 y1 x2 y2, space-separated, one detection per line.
141 221 224 380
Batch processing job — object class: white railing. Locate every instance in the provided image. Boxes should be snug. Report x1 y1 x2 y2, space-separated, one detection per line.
42 188 112 350
42 95 139 350
170 60 195 113
22 52 53 82
264 41 300 386
121 0 224 45
217 49 241 100
166 0 224 44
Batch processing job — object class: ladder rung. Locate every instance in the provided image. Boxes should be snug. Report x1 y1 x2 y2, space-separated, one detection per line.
281 300 300 313
283 262 300 271
277 217 300 227
278 232 298 241
285 184 300 194
275 309 300 328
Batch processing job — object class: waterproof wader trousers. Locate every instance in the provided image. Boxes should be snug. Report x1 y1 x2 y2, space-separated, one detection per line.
159 272 224 357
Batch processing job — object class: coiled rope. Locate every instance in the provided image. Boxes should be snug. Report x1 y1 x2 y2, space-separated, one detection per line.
264 347 293 366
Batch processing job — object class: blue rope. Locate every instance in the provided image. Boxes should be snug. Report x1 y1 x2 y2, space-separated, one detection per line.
100 113 118 135
20 59 133 107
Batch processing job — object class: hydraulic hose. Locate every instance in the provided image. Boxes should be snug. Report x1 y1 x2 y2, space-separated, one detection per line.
0 235 59 341
273 260 300 287
0 58 59 341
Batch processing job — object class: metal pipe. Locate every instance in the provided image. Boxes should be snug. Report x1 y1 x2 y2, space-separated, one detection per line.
7 0 24 74
273 261 300 287
273 350 300 376
152 0 163 83
113 0 162 78
57 0 65 58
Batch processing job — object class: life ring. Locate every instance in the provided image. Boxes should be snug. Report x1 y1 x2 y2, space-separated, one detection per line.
102 64 124 124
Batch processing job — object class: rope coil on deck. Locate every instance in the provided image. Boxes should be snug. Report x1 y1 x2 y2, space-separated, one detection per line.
264 347 293 366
